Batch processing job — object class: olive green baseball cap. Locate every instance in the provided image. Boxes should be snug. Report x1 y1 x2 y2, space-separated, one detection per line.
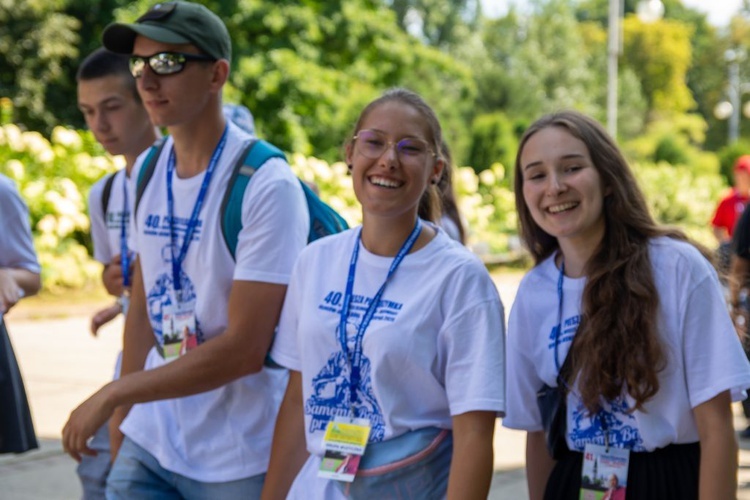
102 1 231 61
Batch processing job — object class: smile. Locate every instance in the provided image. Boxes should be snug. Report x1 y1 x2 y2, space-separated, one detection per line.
369 176 403 189
547 202 578 214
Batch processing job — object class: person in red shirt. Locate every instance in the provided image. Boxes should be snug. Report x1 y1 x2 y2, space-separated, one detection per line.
712 155 750 275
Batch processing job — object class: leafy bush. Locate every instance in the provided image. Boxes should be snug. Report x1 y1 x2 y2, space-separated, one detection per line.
717 140 750 185
0 122 118 291
0 118 726 292
467 112 518 175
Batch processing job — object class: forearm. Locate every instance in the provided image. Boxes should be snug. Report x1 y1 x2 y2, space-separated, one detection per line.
262 371 309 499
108 331 257 407
446 412 496 500
526 431 555 500
694 391 737 500
699 430 737 498
107 279 285 409
699 423 737 499
3 268 40 298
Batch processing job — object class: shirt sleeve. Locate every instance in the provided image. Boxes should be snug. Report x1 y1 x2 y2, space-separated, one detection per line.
233 157 309 284
269 254 305 371
439 266 506 417
0 176 40 272
88 175 112 265
681 254 750 407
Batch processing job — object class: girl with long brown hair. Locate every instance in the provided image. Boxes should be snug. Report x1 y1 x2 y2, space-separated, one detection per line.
503 110 750 499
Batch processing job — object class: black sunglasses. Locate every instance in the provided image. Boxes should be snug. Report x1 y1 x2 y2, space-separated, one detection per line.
129 51 215 78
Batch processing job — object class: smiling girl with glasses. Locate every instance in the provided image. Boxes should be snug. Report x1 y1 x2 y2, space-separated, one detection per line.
262 88 506 500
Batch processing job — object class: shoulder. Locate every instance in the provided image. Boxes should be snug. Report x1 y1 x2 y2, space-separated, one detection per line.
517 254 557 293
0 174 25 211
0 173 18 197
648 236 715 283
299 228 357 260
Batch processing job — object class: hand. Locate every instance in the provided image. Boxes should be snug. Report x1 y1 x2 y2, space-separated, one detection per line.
108 415 126 462
90 303 123 336
102 255 125 297
62 386 116 462
0 269 22 313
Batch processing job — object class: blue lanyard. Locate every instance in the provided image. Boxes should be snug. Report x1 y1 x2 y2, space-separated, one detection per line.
554 260 565 372
166 127 228 302
338 219 423 409
120 173 131 289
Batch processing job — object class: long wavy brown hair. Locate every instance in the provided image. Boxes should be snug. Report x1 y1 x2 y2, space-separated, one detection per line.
513 110 704 412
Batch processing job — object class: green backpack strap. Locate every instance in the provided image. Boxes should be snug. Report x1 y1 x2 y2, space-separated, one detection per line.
220 139 287 260
134 137 167 219
100 171 117 216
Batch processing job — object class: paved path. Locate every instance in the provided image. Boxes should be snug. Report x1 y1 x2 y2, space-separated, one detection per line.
2 273 750 498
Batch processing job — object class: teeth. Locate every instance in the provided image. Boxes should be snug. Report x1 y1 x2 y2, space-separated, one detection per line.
548 202 577 214
370 176 402 188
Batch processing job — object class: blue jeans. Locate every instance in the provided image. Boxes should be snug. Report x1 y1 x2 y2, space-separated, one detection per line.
77 422 112 499
106 436 265 500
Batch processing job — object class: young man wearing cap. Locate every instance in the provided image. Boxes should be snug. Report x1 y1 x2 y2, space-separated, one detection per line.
62 2 308 498
76 47 159 499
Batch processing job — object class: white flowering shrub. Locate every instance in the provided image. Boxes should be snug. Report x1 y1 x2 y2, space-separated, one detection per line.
0 119 117 291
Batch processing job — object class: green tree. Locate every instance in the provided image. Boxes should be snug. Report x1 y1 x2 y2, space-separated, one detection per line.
387 0 482 48
623 16 695 115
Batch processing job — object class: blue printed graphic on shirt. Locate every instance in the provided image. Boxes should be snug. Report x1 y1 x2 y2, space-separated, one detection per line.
569 395 644 452
106 210 129 231
305 290 405 443
142 212 203 240
548 314 581 350
145 242 202 346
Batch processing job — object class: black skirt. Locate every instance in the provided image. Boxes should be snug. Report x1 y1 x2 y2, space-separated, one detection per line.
0 319 38 454
544 442 700 500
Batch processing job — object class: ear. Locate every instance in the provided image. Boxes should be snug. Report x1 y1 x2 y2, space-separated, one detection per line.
430 156 445 186
345 143 354 168
209 59 230 93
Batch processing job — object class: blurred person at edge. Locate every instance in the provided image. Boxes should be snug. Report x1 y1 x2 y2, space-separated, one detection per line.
0 173 41 455
712 155 750 278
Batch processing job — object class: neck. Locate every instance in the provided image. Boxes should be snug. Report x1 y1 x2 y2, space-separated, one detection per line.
124 126 160 177
168 109 226 178
557 239 599 278
360 213 435 257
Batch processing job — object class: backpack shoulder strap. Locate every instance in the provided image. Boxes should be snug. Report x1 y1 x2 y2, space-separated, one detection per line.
100 171 117 216
220 139 286 260
134 137 167 217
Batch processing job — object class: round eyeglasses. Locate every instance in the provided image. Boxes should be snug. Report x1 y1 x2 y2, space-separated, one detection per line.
129 52 215 78
353 129 435 163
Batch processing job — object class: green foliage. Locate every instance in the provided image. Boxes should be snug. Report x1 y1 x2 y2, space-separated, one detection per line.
718 140 750 184
388 0 482 48
632 160 722 247
467 112 517 175
0 122 117 291
623 17 695 115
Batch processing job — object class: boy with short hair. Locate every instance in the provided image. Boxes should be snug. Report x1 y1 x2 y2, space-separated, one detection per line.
76 46 159 498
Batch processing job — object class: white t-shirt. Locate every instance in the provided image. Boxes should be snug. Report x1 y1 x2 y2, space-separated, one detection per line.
503 237 750 452
120 122 309 482
0 174 39 273
88 169 134 266
272 227 506 462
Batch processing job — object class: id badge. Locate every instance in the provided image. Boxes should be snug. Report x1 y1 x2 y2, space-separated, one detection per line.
118 292 130 317
318 416 371 482
160 304 196 362
580 443 630 500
